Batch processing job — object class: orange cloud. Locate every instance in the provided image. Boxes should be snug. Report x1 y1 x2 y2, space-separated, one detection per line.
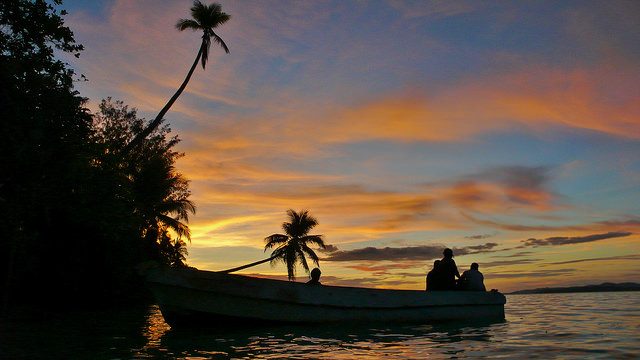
318 64 639 144
464 213 640 234
168 62 639 178
183 166 566 250
68 1 639 153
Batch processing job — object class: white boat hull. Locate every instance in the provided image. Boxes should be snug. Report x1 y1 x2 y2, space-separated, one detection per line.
146 267 506 327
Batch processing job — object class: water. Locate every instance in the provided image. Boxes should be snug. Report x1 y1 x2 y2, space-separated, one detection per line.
2 292 639 359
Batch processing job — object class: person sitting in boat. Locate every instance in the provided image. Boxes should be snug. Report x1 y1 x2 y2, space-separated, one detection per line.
459 262 486 291
426 260 442 291
440 248 460 290
307 267 322 285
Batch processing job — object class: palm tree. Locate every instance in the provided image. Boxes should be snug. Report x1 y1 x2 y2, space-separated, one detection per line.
134 155 195 233
122 1 230 155
158 229 189 267
220 210 327 280
133 154 196 263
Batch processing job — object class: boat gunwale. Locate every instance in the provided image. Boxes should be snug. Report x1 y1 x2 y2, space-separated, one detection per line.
159 268 504 296
148 271 506 310
149 281 505 311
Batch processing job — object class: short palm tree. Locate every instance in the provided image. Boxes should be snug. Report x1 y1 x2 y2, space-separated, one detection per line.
158 229 189 267
122 1 230 155
220 210 326 280
134 154 196 263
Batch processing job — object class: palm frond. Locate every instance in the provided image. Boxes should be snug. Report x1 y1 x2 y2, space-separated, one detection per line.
190 0 206 17
300 243 320 266
200 36 211 69
296 246 310 274
190 1 230 28
157 199 196 221
211 32 230 53
300 235 325 249
212 12 231 27
157 214 191 240
269 245 285 265
283 209 318 237
176 19 201 31
264 234 288 250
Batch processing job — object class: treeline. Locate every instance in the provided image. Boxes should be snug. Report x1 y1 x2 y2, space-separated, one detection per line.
0 0 194 308
508 283 640 295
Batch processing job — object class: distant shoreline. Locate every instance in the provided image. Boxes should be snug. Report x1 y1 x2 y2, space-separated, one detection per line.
507 282 640 295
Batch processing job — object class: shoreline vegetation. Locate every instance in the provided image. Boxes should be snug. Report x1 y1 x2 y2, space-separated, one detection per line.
1 0 209 311
507 282 640 295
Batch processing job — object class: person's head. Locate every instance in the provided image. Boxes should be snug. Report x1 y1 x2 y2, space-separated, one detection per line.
310 267 321 281
471 262 479 270
433 260 441 268
443 248 453 258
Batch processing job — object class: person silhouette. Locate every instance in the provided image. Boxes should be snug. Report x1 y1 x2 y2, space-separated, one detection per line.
307 267 322 285
459 262 486 291
440 248 460 290
426 260 442 291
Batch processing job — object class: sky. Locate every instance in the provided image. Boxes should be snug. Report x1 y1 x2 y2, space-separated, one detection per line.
59 0 639 292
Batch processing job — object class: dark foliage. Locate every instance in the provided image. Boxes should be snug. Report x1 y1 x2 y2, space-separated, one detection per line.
0 0 194 310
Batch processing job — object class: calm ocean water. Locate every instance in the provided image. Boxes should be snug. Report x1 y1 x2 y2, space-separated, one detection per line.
2 292 639 359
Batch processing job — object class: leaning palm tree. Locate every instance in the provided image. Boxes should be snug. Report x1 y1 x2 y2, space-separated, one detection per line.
220 210 327 280
122 1 230 155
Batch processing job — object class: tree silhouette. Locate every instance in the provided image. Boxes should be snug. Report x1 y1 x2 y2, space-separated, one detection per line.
158 229 189 267
133 153 196 263
1 1 199 308
122 1 230 155
1 0 92 308
93 99 195 267
221 210 326 281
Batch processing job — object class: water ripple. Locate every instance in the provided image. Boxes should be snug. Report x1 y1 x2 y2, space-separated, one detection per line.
2 292 639 359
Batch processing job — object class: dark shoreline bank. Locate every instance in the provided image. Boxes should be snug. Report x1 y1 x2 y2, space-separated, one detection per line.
507 282 640 295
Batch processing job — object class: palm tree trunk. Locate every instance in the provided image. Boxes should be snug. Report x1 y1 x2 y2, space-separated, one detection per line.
218 255 277 274
121 40 205 156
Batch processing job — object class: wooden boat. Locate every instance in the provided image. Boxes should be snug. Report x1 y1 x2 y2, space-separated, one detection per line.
145 267 506 327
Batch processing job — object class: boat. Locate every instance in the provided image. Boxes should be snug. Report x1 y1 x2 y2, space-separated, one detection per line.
145 267 506 327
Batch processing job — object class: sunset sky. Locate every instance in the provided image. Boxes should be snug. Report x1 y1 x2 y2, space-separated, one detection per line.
61 0 639 292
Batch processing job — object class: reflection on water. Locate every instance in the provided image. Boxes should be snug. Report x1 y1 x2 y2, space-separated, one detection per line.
135 292 640 359
139 313 503 359
139 306 171 353
2 292 638 359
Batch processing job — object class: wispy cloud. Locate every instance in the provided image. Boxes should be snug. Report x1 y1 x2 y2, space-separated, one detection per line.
318 244 339 253
522 231 632 247
325 243 499 262
463 213 640 233
182 163 566 246
344 261 424 276
465 233 496 240
491 251 534 258
548 254 640 265
481 258 543 268
489 269 575 279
